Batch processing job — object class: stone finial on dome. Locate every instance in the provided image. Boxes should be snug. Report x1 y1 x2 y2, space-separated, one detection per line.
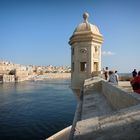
83 12 89 23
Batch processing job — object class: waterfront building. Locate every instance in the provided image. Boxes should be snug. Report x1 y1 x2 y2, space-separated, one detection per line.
69 12 103 90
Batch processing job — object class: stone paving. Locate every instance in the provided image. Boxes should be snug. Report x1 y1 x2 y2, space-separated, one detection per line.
81 89 113 120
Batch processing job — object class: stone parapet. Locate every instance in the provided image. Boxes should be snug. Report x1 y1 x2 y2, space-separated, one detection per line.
70 77 140 140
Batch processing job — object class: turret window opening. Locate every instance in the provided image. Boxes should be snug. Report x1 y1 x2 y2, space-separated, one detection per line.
80 62 87 71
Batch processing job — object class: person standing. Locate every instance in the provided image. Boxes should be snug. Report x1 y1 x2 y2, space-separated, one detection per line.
132 69 137 78
115 70 119 85
104 67 109 80
131 71 140 94
108 71 118 85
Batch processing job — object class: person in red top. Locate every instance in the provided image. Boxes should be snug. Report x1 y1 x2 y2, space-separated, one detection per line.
131 71 140 94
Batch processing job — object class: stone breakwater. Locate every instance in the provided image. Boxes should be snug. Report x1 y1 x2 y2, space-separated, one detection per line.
29 73 71 81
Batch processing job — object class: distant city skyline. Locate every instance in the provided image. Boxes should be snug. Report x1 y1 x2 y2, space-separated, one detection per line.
1 0 140 73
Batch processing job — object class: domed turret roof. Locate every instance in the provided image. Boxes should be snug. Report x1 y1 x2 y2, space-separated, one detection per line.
69 12 103 45
73 12 101 35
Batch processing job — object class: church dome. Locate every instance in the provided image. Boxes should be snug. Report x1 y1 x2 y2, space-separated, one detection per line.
73 12 101 35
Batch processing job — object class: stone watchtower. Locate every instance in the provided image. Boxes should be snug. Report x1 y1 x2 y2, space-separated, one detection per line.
69 12 103 90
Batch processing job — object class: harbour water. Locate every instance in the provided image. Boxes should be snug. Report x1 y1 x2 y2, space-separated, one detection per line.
0 80 77 140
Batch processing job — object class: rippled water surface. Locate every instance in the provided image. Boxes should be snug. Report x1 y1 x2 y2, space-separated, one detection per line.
0 80 77 140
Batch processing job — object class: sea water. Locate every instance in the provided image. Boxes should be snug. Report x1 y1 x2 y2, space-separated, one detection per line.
0 80 77 140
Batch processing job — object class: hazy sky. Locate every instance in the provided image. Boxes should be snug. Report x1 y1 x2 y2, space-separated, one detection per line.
0 0 140 72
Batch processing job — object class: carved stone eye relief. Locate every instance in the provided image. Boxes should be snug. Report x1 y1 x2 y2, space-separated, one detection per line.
80 48 87 53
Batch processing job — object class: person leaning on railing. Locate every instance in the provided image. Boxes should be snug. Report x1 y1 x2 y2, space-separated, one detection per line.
130 71 140 94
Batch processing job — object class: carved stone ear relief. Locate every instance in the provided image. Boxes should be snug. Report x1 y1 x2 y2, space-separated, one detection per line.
80 48 87 53
95 46 98 52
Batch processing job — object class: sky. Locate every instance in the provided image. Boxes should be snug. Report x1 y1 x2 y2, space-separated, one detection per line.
0 0 140 73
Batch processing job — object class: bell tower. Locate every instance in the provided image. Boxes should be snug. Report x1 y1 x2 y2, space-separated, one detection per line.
69 12 103 90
